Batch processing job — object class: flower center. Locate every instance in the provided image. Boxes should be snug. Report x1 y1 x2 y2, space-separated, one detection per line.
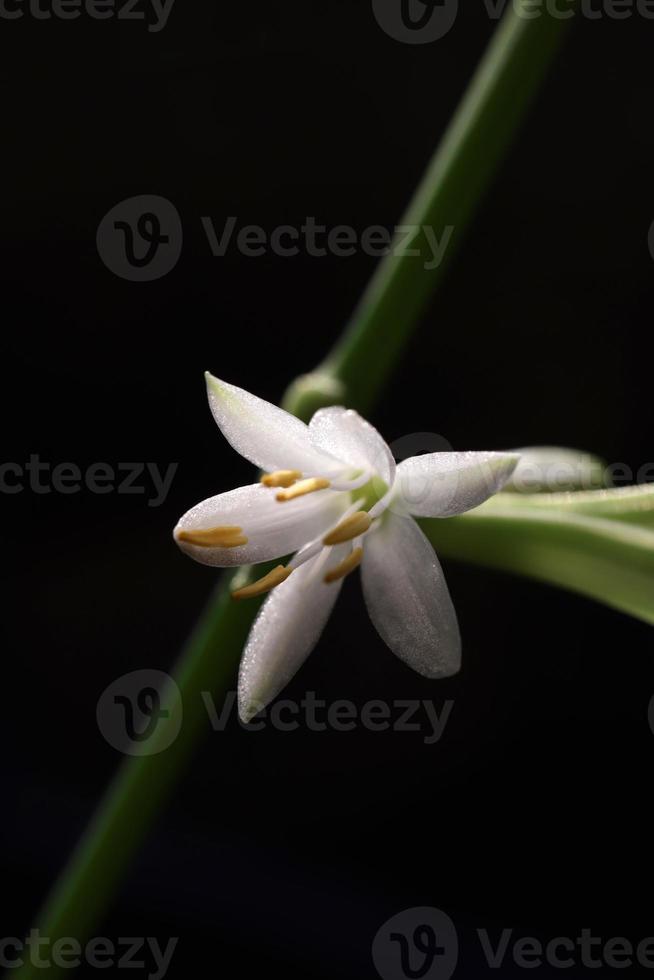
227 468 394 600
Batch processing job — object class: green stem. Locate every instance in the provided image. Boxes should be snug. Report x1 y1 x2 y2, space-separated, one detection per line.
20 575 262 973
285 1 573 419
15 7 573 976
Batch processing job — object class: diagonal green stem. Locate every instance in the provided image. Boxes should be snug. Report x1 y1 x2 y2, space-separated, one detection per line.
21 576 261 966
284 2 574 420
14 6 573 977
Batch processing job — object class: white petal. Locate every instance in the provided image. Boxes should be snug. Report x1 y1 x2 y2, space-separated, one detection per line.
394 451 519 518
309 406 396 486
174 483 348 567
361 513 460 678
205 374 344 475
238 545 349 721
503 446 606 493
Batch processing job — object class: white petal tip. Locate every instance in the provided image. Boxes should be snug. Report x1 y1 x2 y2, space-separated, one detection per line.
238 697 265 724
422 658 461 680
204 371 222 392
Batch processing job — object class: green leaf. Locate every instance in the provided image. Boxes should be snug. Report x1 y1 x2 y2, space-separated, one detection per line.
495 483 654 527
420 495 654 624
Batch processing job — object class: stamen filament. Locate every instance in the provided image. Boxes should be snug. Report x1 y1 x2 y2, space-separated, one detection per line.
323 510 371 545
177 526 247 548
261 470 302 488
232 564 292 600
324 547 363 584
288 538 323 570
302 543 334 588
276 477 330 502
368 489 394 520
330 470 370 492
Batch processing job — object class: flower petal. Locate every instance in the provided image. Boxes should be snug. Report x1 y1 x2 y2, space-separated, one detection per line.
361 514 460 678
205 373 344 475
174 483 348 566
394 451 519 518
309 406 396 486
238 545 349 721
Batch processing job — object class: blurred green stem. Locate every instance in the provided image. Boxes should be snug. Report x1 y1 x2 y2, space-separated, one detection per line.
284 1 572 420
14 6 573 977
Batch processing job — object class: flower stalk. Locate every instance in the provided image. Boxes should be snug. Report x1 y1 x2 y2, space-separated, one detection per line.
283 1 574 420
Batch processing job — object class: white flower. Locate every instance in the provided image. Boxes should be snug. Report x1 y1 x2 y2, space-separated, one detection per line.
174 374 520 722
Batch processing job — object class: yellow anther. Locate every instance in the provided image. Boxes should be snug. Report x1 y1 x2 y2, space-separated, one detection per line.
231 564 293 600
323 511 371 546
276 477 331 502
324 547 363 584
261 470 302 488
177 526 248 548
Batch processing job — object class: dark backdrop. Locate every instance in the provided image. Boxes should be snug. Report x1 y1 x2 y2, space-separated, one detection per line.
1 2 653 978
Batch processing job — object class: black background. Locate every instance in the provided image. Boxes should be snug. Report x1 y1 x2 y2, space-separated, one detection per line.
1 2 653 977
